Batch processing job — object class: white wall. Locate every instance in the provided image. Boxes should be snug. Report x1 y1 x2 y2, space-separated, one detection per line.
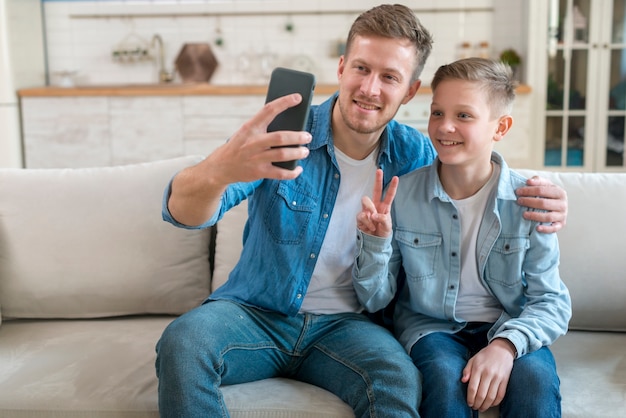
42 0 519 87
0 0 46 168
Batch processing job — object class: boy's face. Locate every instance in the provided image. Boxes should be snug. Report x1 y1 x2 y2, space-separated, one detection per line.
428 79 506 168
335 35 420 141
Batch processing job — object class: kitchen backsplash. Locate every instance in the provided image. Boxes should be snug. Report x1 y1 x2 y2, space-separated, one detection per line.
41 0 526 86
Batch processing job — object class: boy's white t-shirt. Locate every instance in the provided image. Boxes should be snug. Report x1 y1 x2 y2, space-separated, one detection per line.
452 163 503 323
300 147 377 314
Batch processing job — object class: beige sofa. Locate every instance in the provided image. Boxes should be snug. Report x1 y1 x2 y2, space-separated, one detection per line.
0 155 624 418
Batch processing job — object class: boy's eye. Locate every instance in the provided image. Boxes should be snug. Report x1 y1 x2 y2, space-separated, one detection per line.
459 113 471 119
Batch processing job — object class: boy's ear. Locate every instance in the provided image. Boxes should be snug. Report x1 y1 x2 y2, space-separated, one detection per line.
494 115 513 142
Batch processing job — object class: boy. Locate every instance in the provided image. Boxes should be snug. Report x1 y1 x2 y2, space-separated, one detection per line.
353 58 572 417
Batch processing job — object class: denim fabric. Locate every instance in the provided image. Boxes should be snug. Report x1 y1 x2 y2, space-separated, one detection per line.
162 92 436 316
353 152 571 358
410 325 561 418
156 300 421 418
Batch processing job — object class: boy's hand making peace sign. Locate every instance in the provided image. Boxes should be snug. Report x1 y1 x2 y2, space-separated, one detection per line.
356 169 399 238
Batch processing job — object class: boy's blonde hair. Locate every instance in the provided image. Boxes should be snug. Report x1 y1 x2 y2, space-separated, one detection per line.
431 57 517 117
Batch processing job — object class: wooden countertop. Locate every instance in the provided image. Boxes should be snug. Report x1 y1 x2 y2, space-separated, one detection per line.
18 84 339 97
18 83 531 97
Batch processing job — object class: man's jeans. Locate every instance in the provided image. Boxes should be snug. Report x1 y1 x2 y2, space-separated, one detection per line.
156 300 421 418
410 323 561 418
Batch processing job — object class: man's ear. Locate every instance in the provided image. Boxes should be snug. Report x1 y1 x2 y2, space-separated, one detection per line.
337 55 346 81
494 115 513 142
401 79 422 105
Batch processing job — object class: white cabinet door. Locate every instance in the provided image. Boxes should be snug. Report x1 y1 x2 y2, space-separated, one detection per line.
109 96 184 165
21 97 111 168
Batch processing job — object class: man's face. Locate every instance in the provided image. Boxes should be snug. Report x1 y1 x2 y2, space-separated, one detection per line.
336 35 420 136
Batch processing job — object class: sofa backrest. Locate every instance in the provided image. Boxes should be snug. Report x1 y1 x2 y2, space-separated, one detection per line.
517 169 626 332
0 156 213 321
213 170 626 333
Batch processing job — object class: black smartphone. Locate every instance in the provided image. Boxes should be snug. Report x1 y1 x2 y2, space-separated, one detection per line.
265 67 316 170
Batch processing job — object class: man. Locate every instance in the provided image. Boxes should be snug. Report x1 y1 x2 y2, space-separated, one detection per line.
155 5 568 417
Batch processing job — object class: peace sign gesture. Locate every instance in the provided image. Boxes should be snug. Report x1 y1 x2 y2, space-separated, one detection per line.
356 169 399 237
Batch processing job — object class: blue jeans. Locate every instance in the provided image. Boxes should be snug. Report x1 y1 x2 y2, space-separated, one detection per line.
155 300 421 418
410 323 561 418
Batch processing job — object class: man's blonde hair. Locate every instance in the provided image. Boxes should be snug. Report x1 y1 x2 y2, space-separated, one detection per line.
345 4 433 82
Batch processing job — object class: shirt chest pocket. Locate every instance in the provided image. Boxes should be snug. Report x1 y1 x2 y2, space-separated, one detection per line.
484 236 529 287
395 229 442 281
263 182 317 245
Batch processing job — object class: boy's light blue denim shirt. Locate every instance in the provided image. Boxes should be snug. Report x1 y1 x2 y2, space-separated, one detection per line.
353 152 572 358
163 92 436 316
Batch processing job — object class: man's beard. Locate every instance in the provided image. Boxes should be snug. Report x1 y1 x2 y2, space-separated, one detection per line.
337 95 389 135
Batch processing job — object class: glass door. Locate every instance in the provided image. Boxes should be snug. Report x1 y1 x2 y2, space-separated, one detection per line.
543 0 626 171
544 0 591 168
605 0 625 168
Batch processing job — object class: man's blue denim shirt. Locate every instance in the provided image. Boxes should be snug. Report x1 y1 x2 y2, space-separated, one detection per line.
353 152 572 357
163 93 436 316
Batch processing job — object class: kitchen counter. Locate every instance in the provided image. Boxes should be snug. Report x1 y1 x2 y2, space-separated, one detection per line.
18 84 339 97
18 83 531 97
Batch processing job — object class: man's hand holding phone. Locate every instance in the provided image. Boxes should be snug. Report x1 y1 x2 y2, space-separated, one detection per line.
200 93 312 186
265 67 316 170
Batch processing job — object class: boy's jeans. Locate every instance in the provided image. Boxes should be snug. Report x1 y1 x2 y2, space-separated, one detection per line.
156 300 421 418
410 322 561 418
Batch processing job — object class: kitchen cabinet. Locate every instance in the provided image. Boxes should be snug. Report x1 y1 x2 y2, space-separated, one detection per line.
21 96 188 168
21 97 111 168
530 0 626 171
21 95 252 168
20 93 329 168
19 85 533 169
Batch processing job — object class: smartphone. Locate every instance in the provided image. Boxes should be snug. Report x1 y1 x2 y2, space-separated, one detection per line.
265 67 316 170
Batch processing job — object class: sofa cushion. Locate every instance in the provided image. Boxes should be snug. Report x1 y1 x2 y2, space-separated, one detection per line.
0 318 354 418
212 199 248 292
0 156 212 319
550 330 626 418
517 170 626 332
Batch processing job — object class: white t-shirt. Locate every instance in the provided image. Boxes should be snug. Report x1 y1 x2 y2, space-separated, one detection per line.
300 147 377 314
452 163 503 322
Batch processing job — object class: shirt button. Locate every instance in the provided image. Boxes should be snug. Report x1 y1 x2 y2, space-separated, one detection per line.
334 173 340 179
323 213 329 219
451 252 457 257
292 201 297 206
310 253 316 259
296 293 302 299
452 214 458 220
